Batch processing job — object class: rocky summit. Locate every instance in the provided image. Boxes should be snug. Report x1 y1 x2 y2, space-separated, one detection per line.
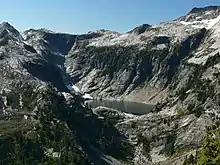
0 5 220 165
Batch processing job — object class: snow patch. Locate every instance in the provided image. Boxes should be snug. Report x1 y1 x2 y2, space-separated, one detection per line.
205 11 213 15
186 89 192 94
123 112 136 118
24 115 28 120
67 84 81 93
181 117 192 127
208 14 220 29
82 93 93 100
66 66 72 72
61 92 72 100
214 63 220 69
19 95 23 107
187 55 210 65
153 43 167 50
72 84 80 93
45 148 59 158
180 14 220 30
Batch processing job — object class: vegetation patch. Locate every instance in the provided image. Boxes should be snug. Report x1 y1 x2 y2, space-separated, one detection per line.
176 108 186 118
183 126 220 165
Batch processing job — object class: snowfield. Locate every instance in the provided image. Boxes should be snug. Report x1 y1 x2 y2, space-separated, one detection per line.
180 14 220 29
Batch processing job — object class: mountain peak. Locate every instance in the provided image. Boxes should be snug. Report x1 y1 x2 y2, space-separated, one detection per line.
189 6 220 14
0 22 17 31
1 22 11 27
178 5 220 25
128 24 151 35
0 21 23 41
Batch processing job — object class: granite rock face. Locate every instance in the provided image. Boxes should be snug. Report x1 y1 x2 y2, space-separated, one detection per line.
63 6 220 104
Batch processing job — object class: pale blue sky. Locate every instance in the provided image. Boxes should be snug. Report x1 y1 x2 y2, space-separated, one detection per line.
0 0 219 34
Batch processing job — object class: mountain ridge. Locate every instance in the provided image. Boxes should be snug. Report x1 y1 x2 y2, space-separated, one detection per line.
0 5 219 102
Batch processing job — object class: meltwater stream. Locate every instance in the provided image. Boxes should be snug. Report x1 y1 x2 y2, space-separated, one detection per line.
86 100 155 115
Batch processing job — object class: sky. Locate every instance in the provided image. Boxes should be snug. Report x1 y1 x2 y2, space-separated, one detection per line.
0 0 219 34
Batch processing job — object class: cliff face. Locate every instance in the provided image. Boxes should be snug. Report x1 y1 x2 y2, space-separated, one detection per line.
62 7 220 104
65 28 206 103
